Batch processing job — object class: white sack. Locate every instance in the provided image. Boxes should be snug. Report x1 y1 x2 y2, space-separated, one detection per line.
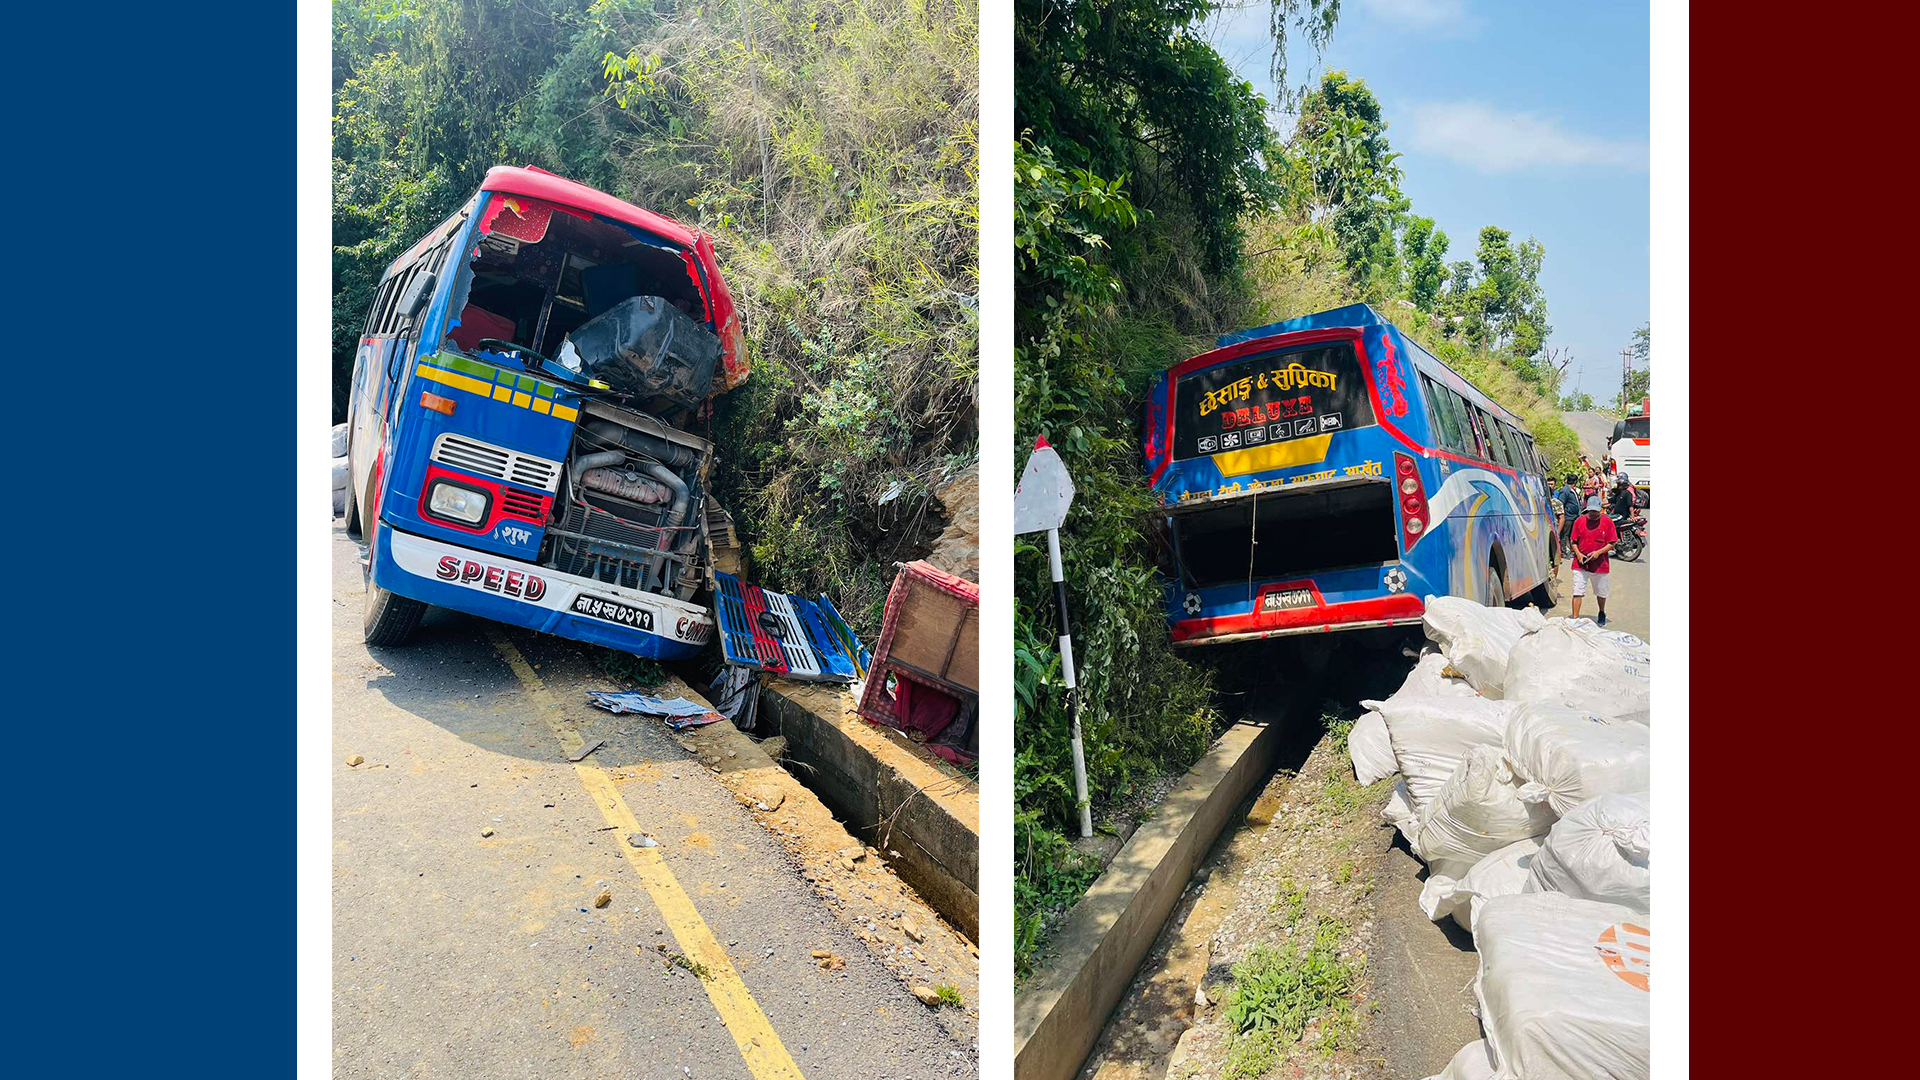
1422 596 1546 695
330 422 349 459
1527 792 1650 911
1396 649 1480 700
1500 620 1651 722
1412 745 1556 879
1503 703 1650 816
1418 836 1542 931
1424 1039 1498 1080
1368 696 1516 815
1347 710 1397 785
1473 893 1649 1080
332 457 350 515
1381 779 1420 845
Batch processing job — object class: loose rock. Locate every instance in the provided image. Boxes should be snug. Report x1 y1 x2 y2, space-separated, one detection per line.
899 916 925 943
911 985 942 1006
594 889 612 908
481 827 495 838
346 755 364 767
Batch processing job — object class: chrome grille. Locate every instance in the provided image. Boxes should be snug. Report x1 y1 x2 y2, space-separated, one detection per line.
430 433 561 493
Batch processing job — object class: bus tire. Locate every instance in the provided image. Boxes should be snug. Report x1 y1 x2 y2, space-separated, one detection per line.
1484 563 1507 609
1527 575 1557 611
344 466 362 539
364 582 427 647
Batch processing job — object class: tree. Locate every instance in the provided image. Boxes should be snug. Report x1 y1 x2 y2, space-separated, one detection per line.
1440 225 1551 362
1291 71 1407 294
1403 215 1449 313
1015 0 1339 275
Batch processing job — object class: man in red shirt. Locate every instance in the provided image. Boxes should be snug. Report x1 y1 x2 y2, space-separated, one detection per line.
1569 495 1618 626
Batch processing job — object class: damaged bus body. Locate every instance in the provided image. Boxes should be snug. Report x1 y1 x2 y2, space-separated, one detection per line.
1142 303 1555 647
345 165 749 659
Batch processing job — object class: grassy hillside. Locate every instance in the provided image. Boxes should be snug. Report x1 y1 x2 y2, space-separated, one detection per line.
332 0 978 632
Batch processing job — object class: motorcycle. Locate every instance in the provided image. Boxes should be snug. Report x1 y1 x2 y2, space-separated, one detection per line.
1610 513 1648 562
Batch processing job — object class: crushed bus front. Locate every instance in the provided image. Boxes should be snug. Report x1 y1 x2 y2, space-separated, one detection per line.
350 166 749 660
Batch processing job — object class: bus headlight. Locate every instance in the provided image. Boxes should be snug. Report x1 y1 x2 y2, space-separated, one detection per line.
428 482 489 525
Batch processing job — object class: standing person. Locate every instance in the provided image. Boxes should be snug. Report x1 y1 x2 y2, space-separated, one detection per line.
1556 473 1582 554
1569 495 1618 626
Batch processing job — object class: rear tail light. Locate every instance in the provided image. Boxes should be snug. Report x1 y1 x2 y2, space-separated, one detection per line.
1395 452 1429 549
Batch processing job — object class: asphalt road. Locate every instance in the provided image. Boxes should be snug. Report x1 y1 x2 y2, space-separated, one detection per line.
332 523 975 1079
1562 409 1617 461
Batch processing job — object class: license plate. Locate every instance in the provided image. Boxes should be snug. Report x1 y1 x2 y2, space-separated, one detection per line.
1260 588 1316 612
570 593 655 631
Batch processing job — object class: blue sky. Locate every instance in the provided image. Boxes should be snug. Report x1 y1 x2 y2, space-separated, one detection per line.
1202 0 1650 402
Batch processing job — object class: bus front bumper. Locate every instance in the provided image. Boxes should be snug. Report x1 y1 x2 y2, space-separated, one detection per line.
371 522 715 661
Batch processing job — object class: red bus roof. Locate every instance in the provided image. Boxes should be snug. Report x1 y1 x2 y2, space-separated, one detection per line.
480 165 700 249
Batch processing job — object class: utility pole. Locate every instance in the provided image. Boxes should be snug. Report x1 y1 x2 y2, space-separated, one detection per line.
1620 345 1633 410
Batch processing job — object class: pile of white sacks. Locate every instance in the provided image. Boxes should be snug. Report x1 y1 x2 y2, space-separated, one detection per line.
1347 596 1651 1080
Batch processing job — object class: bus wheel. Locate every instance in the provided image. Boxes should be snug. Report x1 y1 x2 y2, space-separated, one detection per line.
343 467 362 539
364 582 427 647
1484 563 1507 609
1527 574 1557 611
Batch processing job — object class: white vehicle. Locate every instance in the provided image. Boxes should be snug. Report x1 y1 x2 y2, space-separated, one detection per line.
1606 399 1650 500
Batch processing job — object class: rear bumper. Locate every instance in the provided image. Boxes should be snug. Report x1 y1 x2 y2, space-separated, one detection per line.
1171 593 1425 645
371 522 713 660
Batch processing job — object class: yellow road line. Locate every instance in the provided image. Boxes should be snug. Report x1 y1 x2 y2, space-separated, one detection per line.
488 631 805 1080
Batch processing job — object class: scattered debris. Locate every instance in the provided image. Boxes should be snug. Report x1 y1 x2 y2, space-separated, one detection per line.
815 952 845 971
627 833 659 849
912 984 942 1006
587 691 724 730
593 889 612 908
568 738 606 762
346 755 364 767
899 916 925 943
481 827 495 838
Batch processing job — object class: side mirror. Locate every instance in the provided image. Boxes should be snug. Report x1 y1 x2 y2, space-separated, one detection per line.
398 271 437 325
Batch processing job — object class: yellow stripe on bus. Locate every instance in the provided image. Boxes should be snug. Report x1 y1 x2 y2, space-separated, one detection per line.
487 633 806 1080
1211 433 1334 477
415 363 579 425
414 363 495 399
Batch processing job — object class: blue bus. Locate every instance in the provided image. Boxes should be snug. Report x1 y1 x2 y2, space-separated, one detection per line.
344 166 747 661
1141 303 1555 646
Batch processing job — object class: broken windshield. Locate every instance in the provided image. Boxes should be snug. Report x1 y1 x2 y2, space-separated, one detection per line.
444 196 711 368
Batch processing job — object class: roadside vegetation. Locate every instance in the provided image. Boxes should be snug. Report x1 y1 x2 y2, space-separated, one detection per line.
333 0 978 632
1013 0 1591 977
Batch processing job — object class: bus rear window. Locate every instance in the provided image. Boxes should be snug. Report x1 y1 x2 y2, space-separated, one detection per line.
1172 343 1375 460
1621 416 1649 440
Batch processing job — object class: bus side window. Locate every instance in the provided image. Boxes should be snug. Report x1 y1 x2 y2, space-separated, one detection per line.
364 278 396 338
1477 406 1510 468
1455 391 1488 460
1500 423 1527 473
1420 374 1462 452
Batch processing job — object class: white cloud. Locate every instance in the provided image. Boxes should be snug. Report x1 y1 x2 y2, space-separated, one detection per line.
1356 0 1473 31
1404 101 1649 173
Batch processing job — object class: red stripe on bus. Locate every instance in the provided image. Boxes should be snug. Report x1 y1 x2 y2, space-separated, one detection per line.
1170 593 1424 642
